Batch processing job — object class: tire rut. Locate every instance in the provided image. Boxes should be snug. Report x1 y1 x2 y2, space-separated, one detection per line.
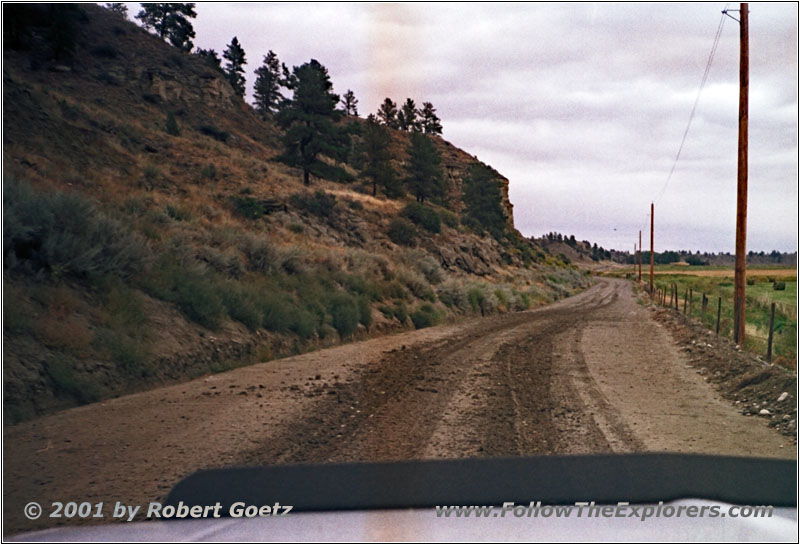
238 279 641 466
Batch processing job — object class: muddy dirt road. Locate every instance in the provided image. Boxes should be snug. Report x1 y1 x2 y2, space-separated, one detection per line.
4 279 794 534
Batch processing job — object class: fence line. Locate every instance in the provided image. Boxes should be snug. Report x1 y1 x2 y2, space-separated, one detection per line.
647 281 781 363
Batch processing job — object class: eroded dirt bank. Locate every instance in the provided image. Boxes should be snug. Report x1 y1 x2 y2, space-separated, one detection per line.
4 279 794 535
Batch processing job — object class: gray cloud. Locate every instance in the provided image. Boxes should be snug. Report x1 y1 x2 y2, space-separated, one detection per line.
183 2 797 252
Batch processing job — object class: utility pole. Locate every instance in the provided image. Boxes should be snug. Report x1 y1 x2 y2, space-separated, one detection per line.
733 3 749 345
649 203 654 294
638 229 642 281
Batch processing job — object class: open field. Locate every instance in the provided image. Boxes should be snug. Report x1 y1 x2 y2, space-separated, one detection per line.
646 274 796 368
655 268 796 278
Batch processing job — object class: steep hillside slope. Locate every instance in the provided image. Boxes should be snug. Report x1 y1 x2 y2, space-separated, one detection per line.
3 4 589 422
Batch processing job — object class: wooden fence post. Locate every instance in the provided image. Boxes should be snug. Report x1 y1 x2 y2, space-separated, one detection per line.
683 290 688 314
701 293 707 318
767 302 776 363
674 284 679 310
716 296 722 335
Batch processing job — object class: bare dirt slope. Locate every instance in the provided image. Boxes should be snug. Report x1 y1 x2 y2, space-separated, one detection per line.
4 278 794 535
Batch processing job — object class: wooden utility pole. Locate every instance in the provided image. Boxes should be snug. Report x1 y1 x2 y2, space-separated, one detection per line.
649 203 654 294
733 2 749 345
638 230 642 281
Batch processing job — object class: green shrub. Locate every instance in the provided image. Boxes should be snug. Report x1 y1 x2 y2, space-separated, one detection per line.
401 250 444 284
437 280 469 311
746 278 756 286
165 112 180 136
229 195 265 219
378 304 394 319
289 308 318 339
290 190 337 218
45 359 101 404
441 209 459 229
467 286 485 313
357 297 372 328
348 199 364 211
3 179 148 280
381 280 409 300
199 124 229 142
339 273 382 301
410 303 441 329
397 268 435 300
289 223 304 234
241 234 275 272
175 276 225 330
143 164 159 183
494 288 510 308
165 203 192 222
388 218 417 246
393 301 408 323
512 291 532 311
774 281 786 291
260 293 296 333
95 330 150 377
329 293 359 337
402 202 441 233
219 284 262 331
200 163 217 180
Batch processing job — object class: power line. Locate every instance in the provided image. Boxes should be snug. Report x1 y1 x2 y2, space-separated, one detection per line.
654 6 728 204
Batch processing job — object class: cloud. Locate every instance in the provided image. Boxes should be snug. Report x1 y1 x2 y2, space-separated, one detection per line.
185 2 797 252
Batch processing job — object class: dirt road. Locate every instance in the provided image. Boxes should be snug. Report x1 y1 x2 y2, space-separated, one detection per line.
4 278 794 535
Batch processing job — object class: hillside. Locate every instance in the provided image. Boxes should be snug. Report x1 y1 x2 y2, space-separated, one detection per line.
2 4 589 422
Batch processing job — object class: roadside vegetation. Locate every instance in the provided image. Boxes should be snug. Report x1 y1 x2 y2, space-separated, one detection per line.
646 272 796 369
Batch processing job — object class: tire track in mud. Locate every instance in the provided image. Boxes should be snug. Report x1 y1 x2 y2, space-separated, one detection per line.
238 279 637 466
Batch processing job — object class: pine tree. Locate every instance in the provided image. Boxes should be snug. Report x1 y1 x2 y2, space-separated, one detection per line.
359 115 400 197
377 98 399 129
399 98 419 132
418 102 443 134
105 3 128 18
462 162 507 239
277 59 350 185
341 89 358 116
136 3 196 51
405 132 443 204
194 48 222 71
253 50 282 116
223 37 247 98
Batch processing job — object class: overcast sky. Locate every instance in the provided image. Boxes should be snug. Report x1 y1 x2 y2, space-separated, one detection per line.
144 2 796 252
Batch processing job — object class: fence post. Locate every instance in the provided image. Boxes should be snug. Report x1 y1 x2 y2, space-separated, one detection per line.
716 297 722 335
701 293 707 318
683 290 688 314
674 284 679 310
767 302 776 363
